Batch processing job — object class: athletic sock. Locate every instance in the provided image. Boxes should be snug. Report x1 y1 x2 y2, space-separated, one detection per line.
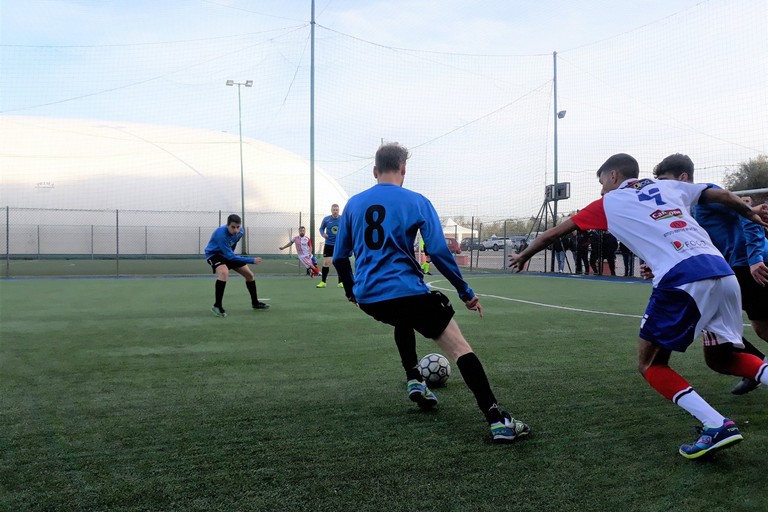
214 279 226 307
322 266 329 283
456 352 500 423
741 337 766 360
721 351 768 384
394 325 419 378
245 280 258 304
644 364 724 426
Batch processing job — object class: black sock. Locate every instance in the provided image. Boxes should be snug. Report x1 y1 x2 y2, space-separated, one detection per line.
246 280 258 304
214 280 226 307
456 352 500 423
740 337 766 360
394 325 422 381
322 266 329 283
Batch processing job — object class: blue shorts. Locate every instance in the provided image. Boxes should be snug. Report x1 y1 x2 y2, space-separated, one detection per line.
639 276 743 352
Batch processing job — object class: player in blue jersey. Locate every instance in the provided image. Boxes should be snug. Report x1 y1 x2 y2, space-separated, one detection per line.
204 214 269 317
317 204 343 288
653 153 768 394
333 142 530 444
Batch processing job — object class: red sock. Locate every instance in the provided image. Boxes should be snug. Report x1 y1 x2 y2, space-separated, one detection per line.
723 352 766 380
644 365 692 402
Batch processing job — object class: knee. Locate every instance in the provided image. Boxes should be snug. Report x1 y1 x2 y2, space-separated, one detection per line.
753 321 768 343
637 361 651 377
217 268 229 280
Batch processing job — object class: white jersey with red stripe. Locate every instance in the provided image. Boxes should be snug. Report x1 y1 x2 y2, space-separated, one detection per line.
292 235 312 257
571 178 733 289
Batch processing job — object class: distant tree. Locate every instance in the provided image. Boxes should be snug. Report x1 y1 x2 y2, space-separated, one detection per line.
723 155 768 191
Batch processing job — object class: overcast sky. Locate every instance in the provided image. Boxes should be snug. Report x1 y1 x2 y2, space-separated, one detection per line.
2 0 766 218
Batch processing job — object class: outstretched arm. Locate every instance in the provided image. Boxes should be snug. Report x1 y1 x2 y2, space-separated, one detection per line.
509 218 578 272
699 188 768 227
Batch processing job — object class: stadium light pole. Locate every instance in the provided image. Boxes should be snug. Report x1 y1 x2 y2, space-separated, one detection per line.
226 79 253 254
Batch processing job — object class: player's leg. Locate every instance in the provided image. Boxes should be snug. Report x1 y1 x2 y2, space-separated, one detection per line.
730 266 768 393
638 338 742 459
641 277 748 458
318 244 333 287
433 319 530 443
212 263 229 317
232 265 269 309
394 324 437 409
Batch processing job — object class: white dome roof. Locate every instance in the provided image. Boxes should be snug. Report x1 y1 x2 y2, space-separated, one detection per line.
0 116 347 213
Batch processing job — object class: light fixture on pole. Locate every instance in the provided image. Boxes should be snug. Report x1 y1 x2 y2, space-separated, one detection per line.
226 79 253 254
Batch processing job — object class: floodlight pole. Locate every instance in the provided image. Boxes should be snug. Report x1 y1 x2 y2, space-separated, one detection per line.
309 0 316 252
552 51 559 228
226 79 253 254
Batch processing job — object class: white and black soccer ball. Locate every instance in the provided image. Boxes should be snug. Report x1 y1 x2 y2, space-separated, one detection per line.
419 353 451 387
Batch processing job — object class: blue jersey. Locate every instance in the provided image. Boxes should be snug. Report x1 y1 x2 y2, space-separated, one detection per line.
319 214 341 246
333 183 474 304
694 184 766 268
204 226 255 264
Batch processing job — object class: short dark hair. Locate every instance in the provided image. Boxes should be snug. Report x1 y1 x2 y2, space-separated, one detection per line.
227 214 241 225
653 153 694 180
596 153 639 180
375 142 410 173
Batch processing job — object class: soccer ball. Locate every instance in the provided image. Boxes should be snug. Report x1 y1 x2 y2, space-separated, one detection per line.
419 353 451 387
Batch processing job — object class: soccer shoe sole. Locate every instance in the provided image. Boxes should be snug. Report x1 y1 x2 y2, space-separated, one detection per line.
678 433 744 460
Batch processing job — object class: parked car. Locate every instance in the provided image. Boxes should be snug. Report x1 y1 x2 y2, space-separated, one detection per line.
460 237 482 251
445 237 461 254
480 235 517 251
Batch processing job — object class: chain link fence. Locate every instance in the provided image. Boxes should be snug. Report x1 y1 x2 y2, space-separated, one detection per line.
1 207 639 278
0 207 331 277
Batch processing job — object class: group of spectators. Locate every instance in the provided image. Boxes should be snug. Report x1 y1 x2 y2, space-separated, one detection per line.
546 230 636 276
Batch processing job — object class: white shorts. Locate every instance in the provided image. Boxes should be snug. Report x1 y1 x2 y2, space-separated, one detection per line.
640 275 744 352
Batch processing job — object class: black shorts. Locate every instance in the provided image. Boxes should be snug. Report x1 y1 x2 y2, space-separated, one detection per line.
206 254 246 274
734 265 768 320
359 291 455 339
323 244 335 258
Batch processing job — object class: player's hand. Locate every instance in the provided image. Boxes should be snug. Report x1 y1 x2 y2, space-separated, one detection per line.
465 296 483 318
253 257 262 264
639 264 654 280
750 261 768 286
508 253 526 273
347 294 359 307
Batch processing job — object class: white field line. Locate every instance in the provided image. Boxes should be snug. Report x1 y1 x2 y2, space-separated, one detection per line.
427 278 752 327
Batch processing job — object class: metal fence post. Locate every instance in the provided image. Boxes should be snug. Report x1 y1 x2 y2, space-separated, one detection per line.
145 225 148 259
5 206 9 277
116 209 119 277
91 224 94 260
37 224 41 258
502 220 507 270
470 216 474 271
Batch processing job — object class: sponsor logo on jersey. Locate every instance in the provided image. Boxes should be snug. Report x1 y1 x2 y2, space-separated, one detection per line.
669 220 687 229
664 226 697 238
671 239 707 251
624 178 655 190
650 208 683 221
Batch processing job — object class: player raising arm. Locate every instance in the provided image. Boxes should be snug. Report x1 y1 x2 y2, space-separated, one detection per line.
510 153 768 459
334 142 530 445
